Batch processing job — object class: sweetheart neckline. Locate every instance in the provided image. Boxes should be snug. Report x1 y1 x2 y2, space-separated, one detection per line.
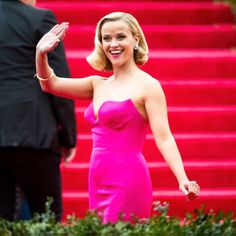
90 99 146 123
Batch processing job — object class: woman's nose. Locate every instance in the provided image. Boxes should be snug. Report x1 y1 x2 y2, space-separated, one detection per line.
110 39 119 47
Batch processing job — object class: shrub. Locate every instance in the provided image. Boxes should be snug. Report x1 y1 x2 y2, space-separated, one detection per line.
0 200 235 236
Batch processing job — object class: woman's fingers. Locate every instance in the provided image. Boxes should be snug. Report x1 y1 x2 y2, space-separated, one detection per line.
51 22 69 37
49 24 60 33
179 184 189 195
179 180 200 201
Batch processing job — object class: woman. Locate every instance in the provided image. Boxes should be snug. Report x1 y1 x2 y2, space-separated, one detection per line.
35 12 200 223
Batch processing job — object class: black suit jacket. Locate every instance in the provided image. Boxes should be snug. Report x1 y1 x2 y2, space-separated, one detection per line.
0 0 76 154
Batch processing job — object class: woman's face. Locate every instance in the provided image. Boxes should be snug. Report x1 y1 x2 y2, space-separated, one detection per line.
101 20 137 69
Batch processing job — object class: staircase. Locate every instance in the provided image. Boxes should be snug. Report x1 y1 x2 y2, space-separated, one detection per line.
37 0 236 220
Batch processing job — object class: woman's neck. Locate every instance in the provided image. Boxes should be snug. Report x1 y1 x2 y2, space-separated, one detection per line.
112 62 139 81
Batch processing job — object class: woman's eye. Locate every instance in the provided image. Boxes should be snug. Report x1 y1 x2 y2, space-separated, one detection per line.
117 35 126 40
103 36 111 42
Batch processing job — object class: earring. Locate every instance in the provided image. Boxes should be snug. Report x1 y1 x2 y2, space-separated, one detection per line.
134 44 139 50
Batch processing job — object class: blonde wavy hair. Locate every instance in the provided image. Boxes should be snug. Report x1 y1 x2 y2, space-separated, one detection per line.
86 12 149 72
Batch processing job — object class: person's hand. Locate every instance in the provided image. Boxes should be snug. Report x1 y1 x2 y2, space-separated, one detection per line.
36 22 69 54
61 147 76 164
179 180 200 201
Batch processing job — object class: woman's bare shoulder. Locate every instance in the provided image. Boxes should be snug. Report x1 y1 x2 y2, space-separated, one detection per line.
139 71 162 89
137 72 165 101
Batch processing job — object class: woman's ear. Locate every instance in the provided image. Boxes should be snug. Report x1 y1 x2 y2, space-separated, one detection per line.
133 34 140 50
134 34 140 45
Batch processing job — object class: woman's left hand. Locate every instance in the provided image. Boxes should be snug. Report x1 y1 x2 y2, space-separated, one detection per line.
179 180 200 201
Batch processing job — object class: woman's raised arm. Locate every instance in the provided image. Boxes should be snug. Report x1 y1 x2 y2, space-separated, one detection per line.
35 22 95 100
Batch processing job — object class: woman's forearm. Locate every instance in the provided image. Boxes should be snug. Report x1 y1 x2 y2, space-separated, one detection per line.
35 49 58 93
156 135 189 184
35 49 52 78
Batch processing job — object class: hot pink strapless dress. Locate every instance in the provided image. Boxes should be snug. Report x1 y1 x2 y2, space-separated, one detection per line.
84 99 153 223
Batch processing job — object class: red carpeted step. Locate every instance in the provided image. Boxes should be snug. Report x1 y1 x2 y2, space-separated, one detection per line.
146 50 236 79
36 2 234 25
146 133 236 162
66 50 236 79
62 192 88 219
62 189 236 220
168 106 236 132
73 133 236 163
75 106 236 133
64 25 236 49
61 161 236 192
162 80 236 105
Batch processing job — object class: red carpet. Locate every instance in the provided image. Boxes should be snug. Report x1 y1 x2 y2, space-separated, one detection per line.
37 0 236 219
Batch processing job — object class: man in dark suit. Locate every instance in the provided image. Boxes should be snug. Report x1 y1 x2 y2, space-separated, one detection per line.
0 0 77 222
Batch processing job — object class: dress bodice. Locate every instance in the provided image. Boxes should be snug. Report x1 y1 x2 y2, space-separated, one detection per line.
84 99 148 153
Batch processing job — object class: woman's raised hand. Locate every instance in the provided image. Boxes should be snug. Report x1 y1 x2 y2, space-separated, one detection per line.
36 22 69 54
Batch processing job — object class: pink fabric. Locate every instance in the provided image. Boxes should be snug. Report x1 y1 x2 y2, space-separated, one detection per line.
84 99 153 223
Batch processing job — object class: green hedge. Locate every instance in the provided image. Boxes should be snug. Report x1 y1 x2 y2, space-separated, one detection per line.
0 200 235 236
